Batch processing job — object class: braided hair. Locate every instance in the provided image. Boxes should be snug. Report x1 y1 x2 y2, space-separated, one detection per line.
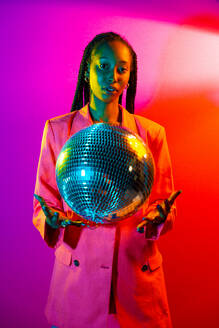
71 32 137 114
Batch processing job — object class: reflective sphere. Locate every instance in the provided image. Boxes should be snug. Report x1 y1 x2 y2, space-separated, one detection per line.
56 123 155 224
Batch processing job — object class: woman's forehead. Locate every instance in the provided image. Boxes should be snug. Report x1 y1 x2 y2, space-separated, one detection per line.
91 41 131 63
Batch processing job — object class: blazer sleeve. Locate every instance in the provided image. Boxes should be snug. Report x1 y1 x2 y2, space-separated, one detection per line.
33 120 65 248
142 126 177 236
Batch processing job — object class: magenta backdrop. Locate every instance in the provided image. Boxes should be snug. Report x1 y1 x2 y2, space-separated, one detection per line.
1 1 219 327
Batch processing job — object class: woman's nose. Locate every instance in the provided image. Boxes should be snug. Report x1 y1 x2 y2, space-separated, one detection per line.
107 68 118 82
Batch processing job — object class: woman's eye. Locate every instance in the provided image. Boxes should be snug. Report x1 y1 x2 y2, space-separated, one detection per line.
99 63 108 69
119 67 128 73
98 64 128 73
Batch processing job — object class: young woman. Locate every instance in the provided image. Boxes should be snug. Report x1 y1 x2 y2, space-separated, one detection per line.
33 32 179 328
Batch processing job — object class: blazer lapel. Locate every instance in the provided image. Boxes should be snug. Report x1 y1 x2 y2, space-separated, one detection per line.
69 103 93 137
69 103 145 144
120 104 147 143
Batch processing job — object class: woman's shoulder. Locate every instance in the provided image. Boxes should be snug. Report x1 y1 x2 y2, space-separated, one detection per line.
133 113 164 134
48 111 77 125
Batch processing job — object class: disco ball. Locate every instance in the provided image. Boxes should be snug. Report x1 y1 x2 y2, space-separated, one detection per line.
56 123 155 224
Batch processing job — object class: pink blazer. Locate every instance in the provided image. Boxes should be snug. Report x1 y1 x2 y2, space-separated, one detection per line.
33 103 176 328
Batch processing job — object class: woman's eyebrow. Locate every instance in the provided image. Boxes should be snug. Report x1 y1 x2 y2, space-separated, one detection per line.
98 57 129 64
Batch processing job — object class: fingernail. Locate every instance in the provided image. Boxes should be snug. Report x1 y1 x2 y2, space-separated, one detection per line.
137 227 144 233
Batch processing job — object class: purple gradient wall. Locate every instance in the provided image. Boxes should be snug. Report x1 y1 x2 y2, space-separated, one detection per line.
1 1 219 327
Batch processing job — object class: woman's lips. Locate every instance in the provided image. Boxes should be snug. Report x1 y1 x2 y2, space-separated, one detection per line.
103 86 118 94
104 89 117 94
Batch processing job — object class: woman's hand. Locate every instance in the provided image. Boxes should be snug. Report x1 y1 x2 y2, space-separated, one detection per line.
34 194 85 229
137 190 182 240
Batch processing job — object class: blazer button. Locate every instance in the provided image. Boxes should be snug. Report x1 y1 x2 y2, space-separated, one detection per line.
141 264 148 272
73 259 80 267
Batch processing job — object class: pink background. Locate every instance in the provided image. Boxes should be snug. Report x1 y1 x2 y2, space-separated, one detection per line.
1 1 219 327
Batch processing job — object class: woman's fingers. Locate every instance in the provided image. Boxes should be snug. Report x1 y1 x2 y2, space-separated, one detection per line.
156 204 166 218
34 194 60 228
60 219 73 228
42 204 52 219
156 190 182 218
168 190 182 205
34 193 45 206
44 211 59 228
50 212 59 224
34 194 86 228
34 193 56 219
137 219 148 233
34 193 51 217
137 207 163 233
137 190 182 234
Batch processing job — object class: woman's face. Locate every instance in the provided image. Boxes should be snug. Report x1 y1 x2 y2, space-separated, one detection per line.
87 40 132 104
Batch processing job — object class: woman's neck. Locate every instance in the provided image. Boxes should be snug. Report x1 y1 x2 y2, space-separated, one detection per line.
89 96 120 123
